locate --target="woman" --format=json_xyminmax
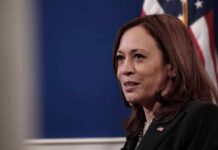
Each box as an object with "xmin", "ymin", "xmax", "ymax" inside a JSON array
[{"xmin": 113, "ymin": 14, "xmax": 218, "ymax": 150}]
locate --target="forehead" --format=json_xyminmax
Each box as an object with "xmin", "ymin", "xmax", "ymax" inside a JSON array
[{"xmin": 118, "ymin": 26, "xmax": 159, "ymax": 53}]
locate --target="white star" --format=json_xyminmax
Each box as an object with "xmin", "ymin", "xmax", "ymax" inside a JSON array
[{"xmin": 195, "ymin": 0, "xmax": 203, "ymax": 9}]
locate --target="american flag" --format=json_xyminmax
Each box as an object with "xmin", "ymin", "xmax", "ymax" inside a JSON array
[{"xmin": 141, "ymin": 0, "xmax": 218, "ymax": 87}]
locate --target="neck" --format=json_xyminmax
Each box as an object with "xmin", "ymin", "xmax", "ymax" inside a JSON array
[
  {"xmin": 143, "ymin": 107, "xmax": 154, "ymax": 122},
  {"xmin": 142, "ymin": 101, "xmax": 159, "ymax": 122}
]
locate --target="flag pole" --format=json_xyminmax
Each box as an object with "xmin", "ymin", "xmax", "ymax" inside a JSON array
[{"xmin": 182, "ymin": 0, "xmax": 188, "ymax": 26}]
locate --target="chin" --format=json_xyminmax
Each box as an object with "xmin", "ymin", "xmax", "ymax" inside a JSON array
[
  {"xmin": 125, "ymin": 95, "xmax": 141, "ymax": 104},
  {"xmin": 125, "ymin": 98, "xmax": 136, "ymax": 104}
]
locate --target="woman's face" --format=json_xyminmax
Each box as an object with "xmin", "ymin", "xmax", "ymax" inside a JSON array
[{"xmin": 116, "ymin": 26, "xmax": 170, "ymax": 105}]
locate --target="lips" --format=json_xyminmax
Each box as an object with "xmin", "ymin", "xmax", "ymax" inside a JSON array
[{"xmin": 123, "ymin": 81, "xmax": 140, "ymax": 92}]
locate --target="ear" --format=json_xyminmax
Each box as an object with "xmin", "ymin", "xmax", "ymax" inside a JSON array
[{"xmin": 167, "ymin": 64, "xmax": 176, "ymax": 80}]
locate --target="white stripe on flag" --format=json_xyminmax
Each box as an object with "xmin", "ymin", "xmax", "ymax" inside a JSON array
[
  {"xmin": 142, "ymin": 0, "xmax": 164, "ymax": 15},
  {"xmin": 190, "ymin": 17, "xmax": 217, "ymax": 86}
]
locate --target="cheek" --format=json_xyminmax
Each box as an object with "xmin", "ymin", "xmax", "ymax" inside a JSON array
[
  {"xmin": 116, "ymin": 65, "xmax": 124, "ymax": 79},
  {"xmin": 116, "ymin": 72, "xmax": 123, "ymax": 89},
  {"xmin": 151, "ymin": 68, "xmax": 169, "ymax": 90},
  {"xmin": 116, "ymin": 69, "xmax": 121, "ymax": 80},
  {"xmin": 140, "ymin": 65, "xmax": 168, "ymax": 87}
]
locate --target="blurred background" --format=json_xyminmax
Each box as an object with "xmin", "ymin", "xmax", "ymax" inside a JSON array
[{"xmin": 1, "ymin": 0, "xmax": 218, "ymax": 150}]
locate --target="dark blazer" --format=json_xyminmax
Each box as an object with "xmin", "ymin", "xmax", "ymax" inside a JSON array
[{"xmin": 121, "ymin": 101, "xmax": 218, "ymax": 150}]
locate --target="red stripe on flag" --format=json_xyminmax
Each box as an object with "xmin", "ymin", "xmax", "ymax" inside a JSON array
[
  {"xmin": 141, "ymin": 10, "xmax": 146, "ymax": 16},
  {"xmin": 189, "ymin": 29, "xmax": 205, "ymax": 66},
  {"xmin": 205, "ymin": 11, "xmax": 218, "ymax": 83}
]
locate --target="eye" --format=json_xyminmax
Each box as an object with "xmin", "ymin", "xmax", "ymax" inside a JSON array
[
  {"xmin": 116, "ymin": 54, "xmax": 125, "ymax": 62},
  {"xmin": 134, "ymin": 53, "xmax": 145, "ymax": 61}
]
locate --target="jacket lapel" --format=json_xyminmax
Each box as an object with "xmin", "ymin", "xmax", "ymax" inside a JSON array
[
  {"xmin": 121, "ymin": 137, "xmax": 138, "ymax": 150},
  {"xmin": 137, "ymin": 111, "xmax": 186, "ymax": 150}
]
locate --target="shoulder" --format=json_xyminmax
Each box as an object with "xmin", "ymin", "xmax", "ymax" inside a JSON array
[
  {"xmin": 171, "ymin": 101, "xmax": 218, "ymax": 145},
  {"xmin": 176, "ymin": 101, "xmax": 218, "ymax": 149},
  {"xmin": 180, "ymin": 100, "xmax": 218, "ymax": 128},
  {"xmin": 184, "ymin": 100, "xmax": 218, "ymax": 116},
  {"xmin": 167, "ymin": 100, "xmax": 218, "ymax": 129}
]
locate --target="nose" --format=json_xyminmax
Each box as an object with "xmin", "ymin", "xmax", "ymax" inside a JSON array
[{"xmin": 120, "ymin": 58, "xmax": 135, "ymax": 76}]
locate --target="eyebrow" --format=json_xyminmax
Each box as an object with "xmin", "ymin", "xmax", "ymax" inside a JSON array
[{"xmin": 117, "ymin": 49, "xmax": 145, "ymax": 54}]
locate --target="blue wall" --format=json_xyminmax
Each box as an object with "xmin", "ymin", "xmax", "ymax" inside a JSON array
[{"xmin": 39, "ymin": 0, "xmax": 218, "ymax": 138}]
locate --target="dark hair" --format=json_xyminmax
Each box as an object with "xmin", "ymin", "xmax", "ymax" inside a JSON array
[{"xmin": 113, "ymin": 14, "xmax": 218, "ymax": 138}]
